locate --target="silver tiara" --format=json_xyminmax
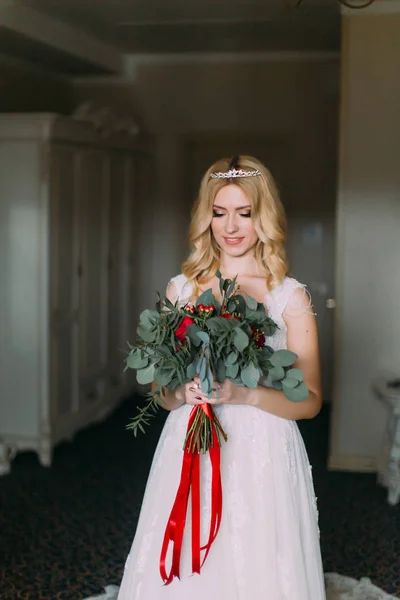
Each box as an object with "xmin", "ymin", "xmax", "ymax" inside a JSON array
[{"xmin": 210, "ymin": 168, "xmax": 261, "ymax": 179}]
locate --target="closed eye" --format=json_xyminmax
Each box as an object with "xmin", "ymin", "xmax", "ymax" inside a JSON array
[{"xmin": 212, "ymin": 212, "xmax": 252, "ymax": 218}]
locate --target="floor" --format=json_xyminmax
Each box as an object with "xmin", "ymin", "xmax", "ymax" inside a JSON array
[{"xmin": 0, "ymin": 397, "xmax": 399, "ymax": 600}]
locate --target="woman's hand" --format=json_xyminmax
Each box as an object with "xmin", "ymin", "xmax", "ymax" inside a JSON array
[
  {"xmin": 187, "ymin": 377, "xmax": 250, "ymax": 406},
  {"xmin": 175, "ymin": 380, "xmax": 204, "ymax": 406}
]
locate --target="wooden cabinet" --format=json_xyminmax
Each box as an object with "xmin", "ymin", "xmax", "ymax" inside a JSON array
[{"xmin": 0, "ymin": 113, "xmax": 153, "ymax": 474}]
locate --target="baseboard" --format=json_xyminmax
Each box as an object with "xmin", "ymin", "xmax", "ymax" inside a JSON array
[{"xmin": 328, "ymin": 453, "xmax": 377, "ymax": 473}]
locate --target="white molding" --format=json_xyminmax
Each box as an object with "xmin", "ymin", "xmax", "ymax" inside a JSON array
[
  {"xmin": 70, "ymin": 51, "xmax": 340, "ymax": 85},
  {"xmin": 71, "ymin": 74, "xmax": 138, "ymax": 86},
  {"xmin": 341, "ymin": 0, "xmax": 400, "ymax": 16},
  {"xmin": 125, "ymin": 50, "xmax": 340, "ymax": 68},
  {"xmin": 328, "ymin": 453, "xmax": 377, "ymax": 473},
  {"xmin": 117, "ymin": 16, "xmax": 287, "ymax": 27},
  {"xmin": 0, "ymin": 3, "xmax": 124, "ymax": 74}
]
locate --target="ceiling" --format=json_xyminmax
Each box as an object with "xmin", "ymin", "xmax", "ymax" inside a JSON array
[
  {"xmin": 0, "ymin": 27, "xmax": 115, "ymax": 75},
  {"xmin": 22, "ymin": 0, "xmax": 341, "ymax": 54}
]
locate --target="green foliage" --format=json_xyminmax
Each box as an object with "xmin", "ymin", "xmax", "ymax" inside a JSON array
[{"xmin": 125, "ymin": 270, "xmax": 309, "ymax": 434}]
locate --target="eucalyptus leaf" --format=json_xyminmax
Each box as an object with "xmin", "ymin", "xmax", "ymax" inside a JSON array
[
  {"xmin": 169, "ymin": 376, "xmax": 180, "ymax": 390},
  {"xmin": 136, "ymin": 363, "xmax": 155, "ymax": 385},
  {"xmin": 177, "ymin": 367, "xmax": 187, "ymax": 385},
  {"xmin": 282, "ymin": 376, "xmax": 299, "ymax": 389},
  {"xmin": 200, "ymin": 357, "xmax": 206, "ymax": 380},
  {"xmin": 196, "ymin": 289, "xmax": 217, "ymax": 307},
  {"xmin": 234, "ymin": 295, "xmax": 246, "ymax": 316},
  {"xmin": 240, "ymin": 362, "xmax": 260, "ymax": 388},
  {"xmin": 245, "ymin": 295, "xmax": 258, "ymax": 311},
  {"xmin": 156, "ymin": 344, "xmax": 173, "ymax": 357},
  {"xmin": 219, "ymin": 274, "xmax": 224, "ymax": 295},
  {"xmin": 233, "ymin": 328, "xmax": 249, "ymax": 352},
  {"xmin": 226, "ymin": 351, "xmax": 238, "ymax": 365},
  {"xmin": 286, "ymin": 368, "xmax": 304, "ymax": 382},
  {"xmin": 223, "ymin": 278, "xmax": 233, "ymax": 293},
  {"xmin": 186, "ymin": 361, "xmax": 197, "ymax": 380},
  {"xmin": 226, "ymin": 298, "xmax": 236, "ymax": 313},
  {"xmin": 227, "ymin": 278, "xmax": 236, "ymax": 297},
  {"xmin": 271, "ymin": 380, "xmax": 283, "ymax": 390},
  {"xmin": 206, "ymin": 317, "xmax": 234, "ymax": 332},
  {"xmin": 226, "ymin": 362, "xmax": 239, "ymax": 379},
  {"xmin": 269, "ymin": 349, "xmax": 298, "ymax": 368},
  {"xmin": 283, "ymin": 382, "xmax": 309, "ymax": 402},
  {"xmin": 139, "ymin": 309, "xmax": 160, "ymax": 326},
  {"xmin": 207, "ymin": 366, "xmax": 213, "ymax": 391},
  {"xmin": 216, "ymin": 359, "xmax": 226, "ymax": 382},
  {"xmin": 200, "ymin": 370, "xmax": 212, "ymax": 394},
  {"xmin": 126, "ymin": 349, "xmax": 149, "ymax": 370},
  {"xmin": 186, "ymin": 324, "xmax": 202, "ymax": 346},
  {"xmin": 269, "ymin": 366, "xmax": 285, "ymax": 381},
  {"xmin": 263, "ymin": 324, "xmax": 277, "ymax": 337},
  {"xmin": 214, "ymin": 299, "xmax": 221, "ymax": 314},
  {"xmin": 154, "ymin": 368, "xmax": 174, "ymax": 386},
  {"xmin": 196, "ymin": 331, "xmax": 210, "ymax": 344},
  {"xmin": 137, "ymin": 326, "xmax": 156, "ymax": 342},
  {"xmin": 262, "ymin": 345, "xmax": 274, "ymax": 358}
]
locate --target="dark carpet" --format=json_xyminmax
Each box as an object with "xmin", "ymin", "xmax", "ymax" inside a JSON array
[{"xmin": 0, "ymin": 397, "xmax": 399, "ymax": 600}]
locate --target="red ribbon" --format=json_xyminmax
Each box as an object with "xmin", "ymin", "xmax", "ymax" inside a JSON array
[{"xmin": 159, "ymin": 404, "xmax": 223, "ymax": 585}]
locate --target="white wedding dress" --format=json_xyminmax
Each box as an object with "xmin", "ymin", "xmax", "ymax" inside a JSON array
[{"xmin": 84, "ymin": 275, "xmax": 398, "ymax": 600}]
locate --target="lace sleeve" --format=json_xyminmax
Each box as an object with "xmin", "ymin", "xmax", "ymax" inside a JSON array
[
  {"xmin": 165, "ymin": 280, "xmax": 179, "ymax": 304},
  {"xmin": 283, "ymin": 285, "xmax": 316, "ymax": 318},
  {"xmin": 165, "ymin": 273, "xmax": 192, "ymax": 306}
]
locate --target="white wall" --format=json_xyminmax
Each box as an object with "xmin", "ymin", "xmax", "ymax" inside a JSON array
[{"xmin": 329, "ymin": 13, "xmax": 400, "ymax": 471}]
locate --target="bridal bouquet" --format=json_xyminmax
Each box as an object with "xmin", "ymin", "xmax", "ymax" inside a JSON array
[
  {"xmin": 125, "ymin": 271, "xmax": 308, "ymax": 584},
  {"xmin": 125, "ymin": 271, "xmax": 308, "ymax": 452}
]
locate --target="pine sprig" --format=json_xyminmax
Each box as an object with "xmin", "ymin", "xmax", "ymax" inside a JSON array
[{"xmin": 126, "ymin": 389, "xmax": 162, "ymax": 436}]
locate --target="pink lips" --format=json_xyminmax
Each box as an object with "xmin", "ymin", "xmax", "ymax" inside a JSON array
[{"xmin": 223, "ymin": 237, "xmax": 244, "ymax": 246}]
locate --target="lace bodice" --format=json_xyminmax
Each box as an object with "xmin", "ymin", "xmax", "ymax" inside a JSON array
[{"xmin": 167, "ymin": 273, "xmax": 313, "ymax": 352}]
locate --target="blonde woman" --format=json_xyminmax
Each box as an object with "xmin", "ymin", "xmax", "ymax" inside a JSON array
[{"xmin": 114, "ymin": 155, "xmax": 325, "ymax": 600}]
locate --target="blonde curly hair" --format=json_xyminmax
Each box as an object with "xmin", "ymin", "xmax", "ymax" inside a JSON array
[{"xmin": 182, "ymin": 155, "xmax": 288, "ymax": 291}]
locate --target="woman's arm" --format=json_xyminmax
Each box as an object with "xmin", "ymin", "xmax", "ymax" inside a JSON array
[
  {"xmin": 195, "ymin": 287, "xmax": 323, "ymax": 420},
  {"xmin": 244, "ymin": 287, "xmax": 322, "ymax": 419},
  {"xmin": 152, "ymin": 381, "xmax": 185, "ymax": 412}
]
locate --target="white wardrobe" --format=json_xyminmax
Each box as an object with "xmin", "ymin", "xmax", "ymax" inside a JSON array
[{"xmin": 0, "ymin": 113, "xmax": 154, "ymax": 475}]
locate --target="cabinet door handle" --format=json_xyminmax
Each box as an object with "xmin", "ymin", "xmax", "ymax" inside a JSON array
[
  {"xmin": 326, "ymin": 298, "xmax": 336, "ymax": 309},
  {"xmin": 77, "ymin": 264, "xmax": 83, "ymax": 278}
]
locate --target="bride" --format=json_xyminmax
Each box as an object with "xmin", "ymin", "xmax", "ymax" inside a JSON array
[{"xmin": 85, "ymin": 156, "xmax": 397, "ymax": 600}]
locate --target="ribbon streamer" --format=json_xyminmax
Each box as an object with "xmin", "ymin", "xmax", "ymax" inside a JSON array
[{"xmin": 159, "ymin": 404, "xmax": 223, "ymax": 585}]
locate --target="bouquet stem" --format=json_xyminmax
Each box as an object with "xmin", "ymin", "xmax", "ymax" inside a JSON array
[{"xmin": 184, "ymin": 405, "xmax": 228, "ymax": 454}]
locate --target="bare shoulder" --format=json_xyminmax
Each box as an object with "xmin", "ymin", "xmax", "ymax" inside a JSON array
[{"xmin": 283, "ymin": 286, "xmax": 319, "ymax": 354}]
